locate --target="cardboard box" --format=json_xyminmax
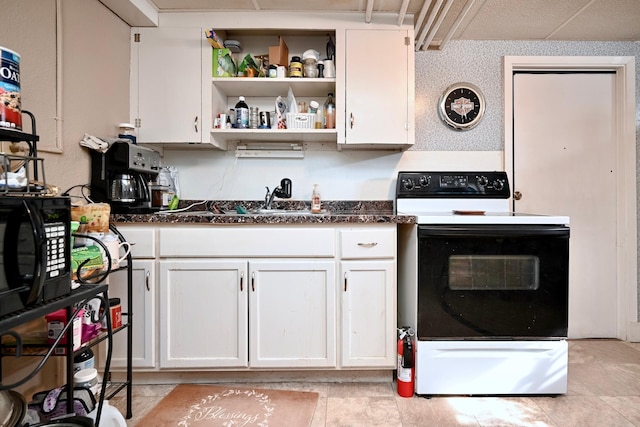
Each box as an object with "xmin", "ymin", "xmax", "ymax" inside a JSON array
[
  {"xmin": 212, "ymin": 48, "xmax": 236, "ymax": 77},
  {"xmin": 269, "ymin": 36, "xmax": 289, "ymax": 67}
]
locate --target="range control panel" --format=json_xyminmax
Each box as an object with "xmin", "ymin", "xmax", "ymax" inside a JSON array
[{"xmin": 396, "ymin": 171, "xmax": 510, "ymax": 199}]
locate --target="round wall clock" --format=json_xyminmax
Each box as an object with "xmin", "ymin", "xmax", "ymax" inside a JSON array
[{"xmin": 438, "ymin": 82, "xmax": 486, "ymax": 131}]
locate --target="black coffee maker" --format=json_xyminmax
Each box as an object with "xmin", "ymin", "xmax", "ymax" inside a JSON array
[{"xmin": 90, "ymin": 141, "xmax": 161, "ymax": 213}]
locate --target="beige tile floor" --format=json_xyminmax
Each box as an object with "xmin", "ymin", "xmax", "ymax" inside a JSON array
[{"xmin": 110, "ymin": 339, "xmax": 640, "ymax": 426}]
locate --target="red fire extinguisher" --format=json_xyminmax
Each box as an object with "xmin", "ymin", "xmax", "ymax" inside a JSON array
[{"xmin": 397, "ymin": 326, "xmax": 415, "ymax": 397}]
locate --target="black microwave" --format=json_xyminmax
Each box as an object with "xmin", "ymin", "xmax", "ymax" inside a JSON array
[{"xmin": 0, "ymin": 196, "xmax": 72, "ymax": 318}]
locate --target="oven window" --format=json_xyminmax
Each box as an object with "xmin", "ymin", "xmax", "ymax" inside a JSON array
[{"xmin": 448, "ymin": 255, "xmax": 539, "ymax": 290}]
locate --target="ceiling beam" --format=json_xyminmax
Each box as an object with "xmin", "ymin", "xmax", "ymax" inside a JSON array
[
  {"xmin": 365, "ymin": 0, "xmax": 374, "ymax": 23},
  {"xmin": 398, "ymin": 0, "xmax": 411, "ymax": 25}
]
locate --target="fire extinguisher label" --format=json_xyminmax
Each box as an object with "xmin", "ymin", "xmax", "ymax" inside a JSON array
[{"xmin": 398, "ymin": 364, "xmax": 412, "ymax": 382}]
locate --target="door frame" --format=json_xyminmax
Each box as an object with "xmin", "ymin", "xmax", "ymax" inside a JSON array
[{"xmin": 504, "ymin": 56, "xmax": 637, "ymax": 340}]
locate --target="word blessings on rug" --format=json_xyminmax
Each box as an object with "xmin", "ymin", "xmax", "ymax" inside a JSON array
[
  {"xmin": 138, "ymin": 384, "xmax": 319, "ymax": 427},
  {"xmin": 181, "ymin": 388, "xmax": 271, "ymax": 426}
]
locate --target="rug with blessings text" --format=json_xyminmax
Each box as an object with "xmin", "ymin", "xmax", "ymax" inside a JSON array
[{"xmin": 137, "ymin": 384, "xmax": 319, "ymax": 427}]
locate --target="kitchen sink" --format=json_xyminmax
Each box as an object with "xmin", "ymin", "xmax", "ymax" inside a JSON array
[
  {"xmin": 156, "ymin": 211, "xmax": 216, "ymax": 217},
  {"xmin": 251, "ymin": 208, "xmax": 312, "ymax": 215}
]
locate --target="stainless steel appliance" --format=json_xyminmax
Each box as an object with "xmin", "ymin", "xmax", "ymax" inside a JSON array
[
  {"xmin": 397, "ymin": 171, "xmax": 570, "ymax": 395},
  {"xmin": 89, "ymin": 141, "xmax": 160, "ymax": 213},
  {"xmin": 0, "ymin": 196, "xmax": 71, "ymax": 318}
]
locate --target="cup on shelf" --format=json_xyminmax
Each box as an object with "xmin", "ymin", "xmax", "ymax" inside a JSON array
[{"xmin": 102, "ymin": 237, "xmax": 131, "ymax": 270}]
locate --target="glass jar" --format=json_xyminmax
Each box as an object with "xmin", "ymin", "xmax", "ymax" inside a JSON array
[
  {"xmin": 249, "ymin": 107, "xmax": 260, "ymax": 129},
  {"xmin": 303, "ymin": 58, "xmax": 318, "ymax": 78},
  {"xmin": 289, "ymin": 56, "xmax": 303, "ymax": 78}
]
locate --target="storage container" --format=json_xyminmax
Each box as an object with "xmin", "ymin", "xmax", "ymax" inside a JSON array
[
  {"xmin": 45, "ymin": 308, "xmax": 83, "ymax": 351},
  {"xmin": 285, "ymin": 113, "xmax": 315, "ymax": 129}
]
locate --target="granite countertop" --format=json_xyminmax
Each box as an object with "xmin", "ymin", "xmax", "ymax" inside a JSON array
[{"xmin": 111, "ymin": 200, "xmax": 416, "ymax": 225}]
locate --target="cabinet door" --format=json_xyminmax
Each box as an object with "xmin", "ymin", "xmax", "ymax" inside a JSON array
[
  {"xmin": 159, "ymin": 260, "xmax": 248, "ymax": 368},
  {"xmin": 249, "ymin": 261, "xmax": 336, "ymax": 368},
  {"xmin": 106, "ymin": 260, "xmax": 156, "ymax": 369},
  {"xmin": 340, "ymin": 260, "xmax": 396, "ymax": 367},
  {"xmin": 344, "ymin": 29, "xmax": 414, "ymax": 147},
  {"xmin": 134, "ymin": 27, "xmax": 209, "ymax": 143}
]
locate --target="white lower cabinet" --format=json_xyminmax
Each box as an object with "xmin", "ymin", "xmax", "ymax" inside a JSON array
[
  {"xmin": 340, "ymin": 260, "xmax": 396, "ymax": 367},
  {"xmin": 249, "ymin": 260, "xmax": 336, "ymax": 368},
  {"xmin": 339, "ymin": 226, "xmax": 397, "ymax": 368},
  {"xmin": 158, "ymin": 259, "xmax": 336, "ymax": 369},
  {"xmin": 106, "ymin": 226, "xmax": 157, "ymax": 370},
  {"xmin": 148, "ymin": 224, "xmax": 396, "ymax": 372},
  {"xmin": 159, "ymin": 260, "xmax": 248, "ymax": 368},
  {"xmin": 108, "ymin": 260, "xmax": 156, "ymax": 369}
]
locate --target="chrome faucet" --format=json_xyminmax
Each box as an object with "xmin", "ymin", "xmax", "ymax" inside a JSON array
[{"xmin": 264, "ymin": 178, "xmax": 292, "ymax": 209}]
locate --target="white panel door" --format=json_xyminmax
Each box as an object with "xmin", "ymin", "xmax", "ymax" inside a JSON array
[
  {"xmin": 159, "ymin": 260, "xmax": 248, "ymax": 368},
  {"xmin": 513, "ymin": 72, "xmax": 617, "ymax": 338},
  {"xmin": 344, "ymin": 29, "xmax": 411, "ymax": 146},
  {"xmin": 340, "ymin": 261, "xmax": 396, "ymax": 368},
  {"xmin": 249, "ymin": 261, "xmax": 336, "ymax": 368},
  {"xmin": 135, "ymin": 27, "xmax": 204, "ymax": 143},
  {"xmin": 102, "ymin": 260, "xmax": 156, "ymax": 369}
]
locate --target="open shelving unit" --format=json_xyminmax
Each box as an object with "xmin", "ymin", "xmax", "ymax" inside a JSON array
[{"xmin": 0, "ymin": 115, "xmax": 133, "ymax": 425}]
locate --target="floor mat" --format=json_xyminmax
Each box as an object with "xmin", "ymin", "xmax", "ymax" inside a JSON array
[{"xmin": 136, "ymin": 384, "xmax": 319, "ymax": 426}]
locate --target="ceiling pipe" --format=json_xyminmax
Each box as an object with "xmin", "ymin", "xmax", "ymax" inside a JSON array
[
  {"xmin": 365, "ymin": 0, "xmax": 374, "ymax": 23},
  {"xmin": 438, "ymin": 0, "xmax": 477, "ymax": 50},
  {"xmin": 416, "ymin": 0, "xmax": 444, "ymax": 50},
  {"xmin": 398, "ymin": 0, "xmax": 411, "ymax": 25},
  {"xmin": 420, "ymin": 0, "xmax": 455, "ymax": 50},
  {"xmin": 414, "ymin": 0, "xmax": 434, "ymax": 37}
]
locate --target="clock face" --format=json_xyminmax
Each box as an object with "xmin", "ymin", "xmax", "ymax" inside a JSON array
[{"xmin": 438, "ymin": 83, "xmax": 485, "ymax": 131}]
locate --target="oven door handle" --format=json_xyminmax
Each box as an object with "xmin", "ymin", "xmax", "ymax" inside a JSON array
[{"xmin": 418, "ymin": 225, "xmax": 570, "ymax": 238}]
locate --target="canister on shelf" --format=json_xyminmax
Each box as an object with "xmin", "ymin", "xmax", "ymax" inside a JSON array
[
  {"xmin": 289, "ymin": 56, "xmax": 303, "ymax": 78},
  {"xmin": 259, "ymin": 111, "xmax": 271, "ymax": 129},
  {"xmin": 100, "ymin": 298, "xmax": 122, "ymax": 330},
  {"xmin": 249, "ymin": 107, "xmax": 259, "ymax": 129},
  {"xmin": 74, "ymin": 368, "xmax": 100, "ymax": 397}
]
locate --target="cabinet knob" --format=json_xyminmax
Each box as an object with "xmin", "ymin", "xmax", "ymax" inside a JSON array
[
  {"xmin": 145, "ymin": 271, "xmax": 150, "ymax": 291},
  {"xmin": 194, "ymin": 116, "xmax": 199, "ymax": 133},
  {"xmin": 350, "ymin": 113, "xmax": 355, "ymax": 129}
]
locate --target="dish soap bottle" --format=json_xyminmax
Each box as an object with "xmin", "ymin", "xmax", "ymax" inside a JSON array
[
  {"xmin": 311, "ymin": 184, "xmax": 322, "ymax": 213},
  {"xmin": 235, "ymin": 96, "xmax": 249, "ymax": 129}
]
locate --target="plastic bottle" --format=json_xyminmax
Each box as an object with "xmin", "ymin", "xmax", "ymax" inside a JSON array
[
  {"xmin": 323, "ymin": 93, "xmax": 335, "ymax": 129},
  {"xmin": 311, "ymin": 184, "xmax": 322, "ymax": 213},
  {"xmin": 235, "ymin": 96, "xmax": 249, "ymax": 129}
]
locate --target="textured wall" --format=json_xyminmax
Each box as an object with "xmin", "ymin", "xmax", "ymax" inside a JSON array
[{"xmin": 414, "ymin": 40, "xmax": 640, "ymax": 152}]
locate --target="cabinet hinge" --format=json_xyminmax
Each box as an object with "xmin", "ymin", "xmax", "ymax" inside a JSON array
[
  {"xmin": 135, "ymin": 118, "xmax": 141, "ymax": 128},
  {"xmin": 134, "ymin": 33, "xmax": 141, "ymax": 43},
  {"xmin": 404, "ymin": 36, "xmax": 410, "ymax": 46}
]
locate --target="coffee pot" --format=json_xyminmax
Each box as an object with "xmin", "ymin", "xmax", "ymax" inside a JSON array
[
  {"xmin": 110, "ymin": 173, "xmax": 149, "ymax": 206},
  {"xmin": 110, "ymin": 173, "xmax": 136, "ymax": 203}
]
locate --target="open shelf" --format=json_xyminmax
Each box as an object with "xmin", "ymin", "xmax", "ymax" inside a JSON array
[{"xmin": 212, "ymin": 77, "xmax": 336, "ymax": 97}]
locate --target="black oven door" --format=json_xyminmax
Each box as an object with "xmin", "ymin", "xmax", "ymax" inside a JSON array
[{"xmin": 417, "ymin": 224, "xmax": 569, "ymax": 339}]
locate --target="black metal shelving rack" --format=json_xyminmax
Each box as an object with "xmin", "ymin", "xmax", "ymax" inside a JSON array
[
  {"xmin": 0, "ymin": 284, "xmax": 114, "ymax": 425},
  {"xmin": 0, "ymin": 119, "xmax": 133, "ymax": 424}
]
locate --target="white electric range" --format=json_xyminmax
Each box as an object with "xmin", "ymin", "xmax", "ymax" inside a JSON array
[{"xmin": 397, "ymin": 171, "xmax": 570, "ymax": 396}]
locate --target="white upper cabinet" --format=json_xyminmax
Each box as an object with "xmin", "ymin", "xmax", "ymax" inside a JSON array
[
  {"xmin": 342, "ymin": 29, "xmax": 415, "ymax": 149},
  {"xmin": 132, "ymin": 27, "xmax": 211, "ymax": 144},
  {"xmin": 130, "ymin": 15, "xmax": 414, "ymax": 150}
]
